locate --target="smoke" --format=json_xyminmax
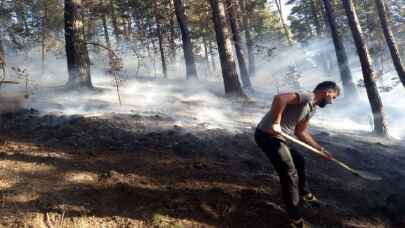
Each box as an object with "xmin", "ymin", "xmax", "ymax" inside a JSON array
[
  {"xmin": 251, "ymin": 37, "xmax": 405, "ymax": 139},
  {"xmin": 1, "ymin": 36, "xmax": 404, "ymax": 139}
]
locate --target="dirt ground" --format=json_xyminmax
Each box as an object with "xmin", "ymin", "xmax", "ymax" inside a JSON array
[{"xmin": 0, "ymin": 108, "xmax": 405, "ymax": 228}]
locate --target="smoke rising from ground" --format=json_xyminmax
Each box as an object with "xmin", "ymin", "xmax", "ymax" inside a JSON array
[{"xmin": 1, "ymin": 37, "xmax": 404, "ymax": 139}]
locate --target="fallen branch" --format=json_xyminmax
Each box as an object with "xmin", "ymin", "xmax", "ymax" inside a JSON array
[
  {"xmin": 85, "ymin": 42, "xmax": 119, "ymax": 59},
  {"xmin": 84, "ymin": 41, "xmax": 123, "ymax": 105},
  {"xmin": 45, "ymin": 212, "xmax": 54, "ymax": 228},
  {"xmin": 0, "ymin": 80, "xmax": 19, "ymax": 84}
]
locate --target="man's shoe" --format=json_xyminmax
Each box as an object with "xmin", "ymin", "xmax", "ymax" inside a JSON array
[
  {"xmin": 290, "ymin": 218, "xmax": 310, "ymax": 228},
  {"xmin": 302, "ymin": 193, "xmax": 318, "ymax": 203}
]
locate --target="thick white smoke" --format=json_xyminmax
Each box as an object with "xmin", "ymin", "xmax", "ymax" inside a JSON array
[{"xmin": 1, "ymin": 36, "xmax": 404, "ymax": 139}]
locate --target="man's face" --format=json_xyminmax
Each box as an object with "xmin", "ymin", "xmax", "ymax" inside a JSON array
[{"xmin": 318, "ymin": 89, "xmax": 338, "ymax": 108}]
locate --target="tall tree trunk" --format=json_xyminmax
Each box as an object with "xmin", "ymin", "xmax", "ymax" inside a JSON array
[
  {"xmin": 362, "ymin": 1, "xmax": 381, "ymax": 74},
  {"xmin": 374, "ymin": 0, "xmax": 405, "ymax": 87},
  {"xmin": 208, "ymin": 39, "xmax": 218, "ymax": 75},
  {"xmin": 274, "ymin": 0, "xmax": 292, "ymax": 45},
  {"xmin": 86, "ymin": 14, "xmax": 97, "ymax": 43},
  {"xmin": 240, "ymin": 0, "xmax": 256, "ymax": 77},
  {"xmin": 148, "ymin": 19, "xmax": 157, "ymax": 54},
  {"xmin": 202, "ymin": 34, "xmax": 212, "ymax": 77},
  {"xmin": 0, "ymin": 38, "xmax": 4, "ymax": 64},
  {"xmin": 122, "ymin": 15, "xmax": 131, "ymax": 41},
  {"xmin": 122, "ymin": 19, "xmax": 129, "ymax": 41},
  {"xmin": 318, "ymin": 0, "xmax": 328, "ymax": 29},
  {"xmin": 15, "ymin": 0, "xmax": 28, "ymax": 34},
  {"xmin": 310, "ymin": 0, "xmax": 322, "ymax": 35},
  {"xmin": 41, "ymin": 0, "xmax": 48, "ymax": 75},
  {"xmin": 342, "ymin": 0, "xmax": 388, "ymax": 136},
  {"xmin": 133, "ymin": 11, "xmax": 146, "ymax": 47},
  {"xmin": 169, "ymin": 0, "xmax": 177, "ymax": 61},
  {"xmin": 102, "ymin": 15, "xmax": 111, "ymax": 50},
  {"xmin": 323, "ymin": 0, "xmax": 357, "ymax": 98},
  {"xmin": 0, "ymin": 36, "xmax": 5, "ymax": 80},
  {"xmin": 203, "ymin": 8, "xmax": 214, "ymax": 77},
  {"xmin": 143, "ymin": 18, "xmax": 152, "ymax": 59},
  {"xmin": 154, "ymin": 3, "xmax": 168, "ymax": 78},
  {"xmin": 312, "ymin": 0, "xmax": 330, "ymax": 74},
  {"xmin": 147, "ymin": 19, "xmax": 159, "ymax": 77},
  {"xmin": 209, "ymin": 0, "xmax": 245, "ymax": 97},
  {"xmin": 101, "ymin": 9, "xmax": 113, "ymax": 62},
  {"xmin": 226, "ymin": 0, "xmax": 251, "ymax": 88},
  {"xmin": 109, "ymin": 0, "xmax": 121, "ymax": 44},
  {"xmin": 174, "ymin": 0, "xmax": 198, "ymax": 79},
  {"xmin": 64, "ymin": 0, "xmax": 93, "ymax": 89},
  {"xmin": 127, "ymin": 16, "xmax": 133, "ymax": 40}
]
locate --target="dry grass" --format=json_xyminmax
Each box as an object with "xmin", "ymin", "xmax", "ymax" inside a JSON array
[
  {"xmin": 0, "ymin": 140, "xmax": 217, "ymax": 228},
  {"xmin": 0, "ymin": 111, "xmax": 400, "ymax": 228}
]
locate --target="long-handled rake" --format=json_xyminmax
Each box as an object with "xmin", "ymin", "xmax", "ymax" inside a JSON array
[{"xmin": 280, "ymin": 132, "xmax": 382, "ymax": 181}]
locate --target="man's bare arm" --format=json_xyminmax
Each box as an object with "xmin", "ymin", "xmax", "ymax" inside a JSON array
[
  {"xmin": 270, "ymin": 93, "xmax": 301, "ymax": 124},
  {"xmin": 294, "ymin": 120, "xmax": 333, "ymax": 159},
  {"xmin": 294, "ymin": 119, "xmax": 323, "ymax": 151},
  {"xmin": 264, "ymin": 93, "xmax": 301, "ymax": 135}
]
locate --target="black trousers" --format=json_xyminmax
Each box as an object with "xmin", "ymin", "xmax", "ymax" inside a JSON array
[{"xmin": 255, "ymin": 129, "xmax": 309, "ymax": 220}]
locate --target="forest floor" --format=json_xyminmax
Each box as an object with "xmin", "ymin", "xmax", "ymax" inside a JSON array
[{"xmin": 1, "ymin": 91, "xmax": 405, "ymax": 228}]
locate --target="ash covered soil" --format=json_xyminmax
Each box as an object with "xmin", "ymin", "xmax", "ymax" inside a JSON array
[{"xmin": 1, "ymin": 99, "xmax": 405, "ymax": 227}]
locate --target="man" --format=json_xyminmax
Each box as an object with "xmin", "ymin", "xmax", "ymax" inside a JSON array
[{"xmin": 255, "ymin": 81, "xmax": 340, "ymax": 228}]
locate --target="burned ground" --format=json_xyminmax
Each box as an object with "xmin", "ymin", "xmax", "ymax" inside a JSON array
[{"xmin": 0, "ymin": 108, "xmax": 404, "ymax": 228}]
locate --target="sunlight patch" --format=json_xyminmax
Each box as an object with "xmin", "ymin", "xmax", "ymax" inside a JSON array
[
  {"xmin": 7, "ymin": 192, "xmax": 40, "ymax": 203},
  {"xmin": 0, "ymin": 176, "xmax": 16, "ymax": 189},
  {"xmin": 64, "ymin": 171, "xmax": 98, "ymax": 184}
]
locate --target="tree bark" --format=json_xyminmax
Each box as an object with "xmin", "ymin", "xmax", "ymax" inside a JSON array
[
  {"xmin": 226, "ymin": 0, "xmax": 251, "ymax": 88},
  {"xmin": 208, "ymin": 39, "xmax": 218, "ymax": 74},
  {"xmin": 169, "ymin": 0, "xmax": 177, "ymax": 62},
  {"xmin": 174, "ymin": 0, "xmax": 198, "ymax": 79},
  {"xmin": 0, "ymin": 36, "xmax": 5, "ymax": 79},
  {"xmin": 133, "ymin": 10, "xmax": 146, "ymax": 48},
  {"xmin": 202, "ymin": 34, "xmax": 212, "ymax": 77},
  {"xmin": 154, "ymin": 3, "xmax": 168, "ymax": 78},
  {"xmin": 310, "ymin": 0, "xmax": 323, "ymax": 35},
  {"xmin": 86, "ymin": 13, "xmax": 97, "ymax": 43},
  {"xmin": 109, "ymin": 0, "xmax": 121, "ymax": 44},
  {"xmin": 240, "ymin": 0, "xmax": 256, "ymax": 77},
  {"xmin": 342, "ymin": 0, "xmax": 388, "ymax": 136},
  {"xmin": 209, "ymin": 0, "xmax": 245, "ymax": 97},
  {"xmin": 41, "ymin": 0, "xmax": 48, "ymax": 75},
  {"xmin": 318, "ymin": 0, "xmax": 328, "ymax": 30},
  {"xmin": 0, "ymin": 38, "xmax": 4, "ymax": 65},
  {"xmin": 312, "ymin": 0, "xmax": 331, "ymax": 74},
  {"xmin": 101, "ymin": 6, "xmax": 114, "ymax": 63},
  {"xmin": 323, "ymin": 0, "xmax": 358, "ymax": 98},
  {"xmin": 374, "ymin": 0, "xmax": 405, "ymax": 88},
  {"xmin": 64, "ymin": 0, "xmax": 93, "ymax": 89},
  {"xmin": 15, "ymin": 0, "xmax": 28, "ymax": 34},
  {"xmin": 274, "ymin": 0, "xmax": 292, "ymax": 45},
  {"xmin": 102, "ymin": 14, "xmax": 111, "ymax": 50},
  {"xmin": 127, "ymin": 16, "xmax": 133, "ymax": 40},
  {"xmin": 144, "ymin": 18, "xmax": 153, "ymax": 59}
]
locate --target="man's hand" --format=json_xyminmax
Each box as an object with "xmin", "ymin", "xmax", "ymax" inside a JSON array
[
  {"xmin": 320, "ymin": 147, "xmax": 333, "ymax": 160},
  {"xmin": 271, "ymin": 123, "xmax": 282, "ymax": 135}
]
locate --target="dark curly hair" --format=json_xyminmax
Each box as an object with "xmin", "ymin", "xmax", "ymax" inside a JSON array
[{"xmin": 313, "ymin": 81, "xmax": 340, "ymax": 95}]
